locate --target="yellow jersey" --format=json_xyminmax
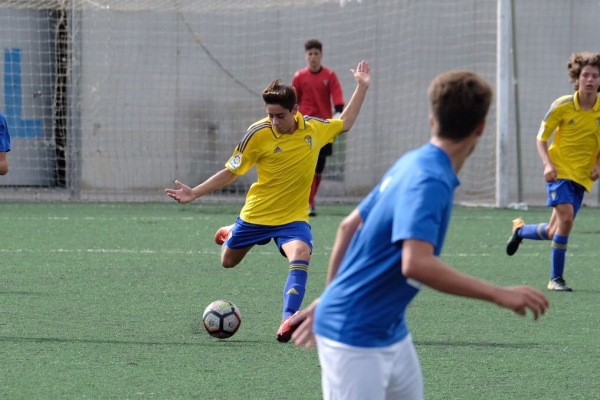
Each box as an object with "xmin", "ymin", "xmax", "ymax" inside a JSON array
[
  {"xmin": 537, "ymin": 92, "xmax": 600, "ymax": 192},
  {"xmin": 225, "ymin": 113, "xmax": 343, "ymax": 225}
]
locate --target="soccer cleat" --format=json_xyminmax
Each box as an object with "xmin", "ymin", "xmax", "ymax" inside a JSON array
[
  {"xmin": 276, "ymin": 313, "xmax": 300, "ymax": 343},
  {"xmin": 547, "ymin": 277, "xmax": 573, "ymax": 292},
  {"xmin": 214, "ymin": 225, "xmax": 233, "ymax": 245},
  {"xmin": 309, "ymin": 206, "xmax": 316, "ymax": 217},
  {"xmin": 506, "ymin": 218, "xmax": 525, "ymax": 256}
]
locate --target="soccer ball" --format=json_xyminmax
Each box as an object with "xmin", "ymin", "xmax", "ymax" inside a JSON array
[{"xmin": 202, "ymin": 300, "xmax": 242, "ymax": 339}]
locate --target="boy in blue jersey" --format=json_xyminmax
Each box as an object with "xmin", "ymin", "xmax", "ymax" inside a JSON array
[
  {"xmin": 0, "ymin": 111, "xmax": 11, "ymax": 175},
  {"xmin": 166, "ymin": 61, "xmax": 371, "ymax": 342},
  {"xmin": 506, "ymin": 52, "xmax": 600, "ymax": 292},
  {"xmin": 291, "ymin": 70, "xmax": 549, "ymax": 400}
]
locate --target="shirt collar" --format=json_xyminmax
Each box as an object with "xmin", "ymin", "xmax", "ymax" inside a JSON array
[
  {"xmin": 573, "ymin": 91, "xmax": 600, "ymax": 111},
  {"xmin": 295, "ymin": 112, "xmax": 306, "ymax": 130}
]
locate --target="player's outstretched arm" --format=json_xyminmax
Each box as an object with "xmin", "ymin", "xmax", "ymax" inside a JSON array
[
  {"xmin": 326, "ymin": 209, "xmax": 362, "ymax": 284},
  {"xmin": 491, "ymin": 286, "xmax": 550, "ymax": 320},
  {"xmin": 165, "ymin": 168, "xmax": 237, "ymax": 204},
  {"xmin": 590, "ymin": 152, "xmax": 600, "ymax": 181},
  {"xmin": 536, "ymin": 139, "xmax": 557, "ymax": 182},
  {"xmin": 340, "ymin": 60, "xmax": 371, "ymax": 133},
  {"xmin": 402, "ymin": 239, "xmax": 549, "ymax": 320}
]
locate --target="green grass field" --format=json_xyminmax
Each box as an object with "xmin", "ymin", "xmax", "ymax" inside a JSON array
[{"xmin": 1, "ymin": 203, "xmax": 600, "ymax": 399}]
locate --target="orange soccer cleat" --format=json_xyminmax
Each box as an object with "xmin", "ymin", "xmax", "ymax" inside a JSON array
[{"xmin": 214, "ymin": 225, "xmax": 233, "ymax": 245}]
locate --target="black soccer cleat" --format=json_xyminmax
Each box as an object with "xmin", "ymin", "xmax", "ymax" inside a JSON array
[{"xmin": 506, "ymin": 218, "xmax": 525, "ymax": 256}]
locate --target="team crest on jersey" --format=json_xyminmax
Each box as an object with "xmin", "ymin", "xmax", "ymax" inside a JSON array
[
  {"xmin": 304, "ymin": 135, "xmax": 313, "ymax": 149},
  {"xmin": 228, "ymin": 154, "xmax": 242, "ymax": 170},
  {"xmin": 596, "ymin": 118, "xmax": 600, "ymax": 127},
  {"xmin": 323, "ymin": 79, "xmax": 329, "ymax": 86}
]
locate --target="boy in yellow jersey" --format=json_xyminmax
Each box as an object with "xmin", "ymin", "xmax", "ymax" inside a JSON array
[
  {"xmin": 166, "ymin": 60, "xmax": 371, "ymax": 341},
  {"xmin": 506, "ymin": 52, "xmax": 600, "ymax": 292}
]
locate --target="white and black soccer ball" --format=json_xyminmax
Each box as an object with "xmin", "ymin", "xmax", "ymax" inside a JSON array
[{"xmin": 202, "ymin": 300, "xmax": 242, "ymax": 339}]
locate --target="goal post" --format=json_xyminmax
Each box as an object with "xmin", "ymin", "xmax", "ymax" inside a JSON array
[{"xmin": 1, "ymin": 0, "xmax": 600, "ymax": 207}]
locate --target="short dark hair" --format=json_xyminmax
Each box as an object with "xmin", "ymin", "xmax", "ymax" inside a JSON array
[
  {"xmin": 568, "ymin": 52, "xmax": 600, "ymax": 92},
  {"xmin": 304, "ymin": 39, "xmax": 322, "ymax": 52},
  {"xmin": 262, "ymin": 79, "xmax": 297, "ymax": 111},
  {"xmin": 427, "ymin": 70, "xmax": 493, "ymax": 141}
]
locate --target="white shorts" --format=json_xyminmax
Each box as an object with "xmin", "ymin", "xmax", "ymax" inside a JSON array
[{"xmin": 316, "ymin": 334, "xmax": 423, "ymax": 400}]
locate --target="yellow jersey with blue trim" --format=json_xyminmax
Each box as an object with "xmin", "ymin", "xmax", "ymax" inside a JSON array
[
  {"xmin": 537, "ymin": 92, "xmax": 600, "ymax": 192},
  {"xmin": 225, "ymin": 112, "xmax": 343, "ymax": 225}
]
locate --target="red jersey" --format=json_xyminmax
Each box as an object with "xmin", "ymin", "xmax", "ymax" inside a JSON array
[{"xmin": 292, "ymin": 66, "xmax": 344, "ymax": 119}]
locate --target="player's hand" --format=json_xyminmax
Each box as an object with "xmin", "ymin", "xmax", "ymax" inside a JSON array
[
  {"xmin": 351, "ymin": 60, "xmax": 371, "ymax": 89},
  {"xmin": 291, "ymin": 298, "xmax": 320, "ymax": 349},
  {"xmin": 590, "ymin": 165, "xmax": 600, "ymax": 181},
  {"xmin": 494, "ymin": 286, "xmax": 549, "ymax": 320},
  {"xmin": 165, "ymin": 180, "xmax": 195, "ymax": 204},
  {"xmin": 543, "ymin": 164, "xmax": 557, "ymax": 182}
]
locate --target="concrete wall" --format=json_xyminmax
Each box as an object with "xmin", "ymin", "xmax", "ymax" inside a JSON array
[
  {"xmin": 0, "ymin": 7, "xmax": 56, "ymax": 186},
  {"xmin": 2, "ymin": 0, "xmax": 600, "ymax": 204}
]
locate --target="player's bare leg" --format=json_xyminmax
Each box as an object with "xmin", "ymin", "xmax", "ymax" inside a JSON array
[{"xmin": 220, "ymin": 245, "xmax": 253, "ymax": 269}]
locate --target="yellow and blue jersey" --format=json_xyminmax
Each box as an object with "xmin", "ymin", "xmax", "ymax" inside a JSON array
[
  {"xmin": 537, "ymin": 92, "xmax": 600, "ymax": 192},
  {"xmin": 225, "ymin": 112, "xmax": 343, "ymax": 225}
]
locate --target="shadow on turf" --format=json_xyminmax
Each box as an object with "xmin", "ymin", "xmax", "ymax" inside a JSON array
[
  {"xmin": 0, "ymin": 336, "xmax": 261, "ymax": 346},
  {"xmin": 415, "ymin": 340, "xmax": 541, "ymax": 348}
]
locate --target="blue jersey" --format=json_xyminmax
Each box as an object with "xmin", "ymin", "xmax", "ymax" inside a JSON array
[
  {"xmin": 313, "ymin": 143, "xmax": 459, "ymax": 347},
  {"xmin": 0, "ymin": 112, "xmax": 11, "ymax": 152}
]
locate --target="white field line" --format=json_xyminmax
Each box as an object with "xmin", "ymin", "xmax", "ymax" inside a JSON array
[{"xmin": 0, "ymin": 216, "xmax": 208, "ymax": 221}]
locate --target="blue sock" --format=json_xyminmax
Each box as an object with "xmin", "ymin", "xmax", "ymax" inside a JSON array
[
  {"xmin": 551, "ymin": 234, "xmax": 568, "ymax": 279},
  {"xmin": 282, "ymin": 260, "xmax": 308, "ymax": 320},
  {"xmin": 519, "ymin": 223, "xmax": 549, "ymax": 240}
]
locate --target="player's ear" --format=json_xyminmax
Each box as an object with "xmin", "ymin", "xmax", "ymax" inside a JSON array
[
  {"xmin": 292, "ymin": 104, "xmax": 299, "ymax": 114},
  {"xmin": 474, "ymin": 119, "xmax": 486, "ymax": 137},
  {"xmin": 428, "ymin": 114, "xmax": 435, "ymax": 129}
]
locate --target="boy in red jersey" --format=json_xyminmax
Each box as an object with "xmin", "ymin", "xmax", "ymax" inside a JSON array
[{"xmin": 292, "ymin": 39, "xmax": 345, "ymax": 216}]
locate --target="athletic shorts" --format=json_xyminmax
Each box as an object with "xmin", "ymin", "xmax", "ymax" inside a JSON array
[
  {"xmin": 316, "ymin": 334, "xmax": 423, "ymax": 400},
  {"xmin": 225, "ymin": 217, "xmax": 313, "ymax": 257},
  {"xmin": 546, "ymin": 179, "xmax": 585, "ymax": 217}
]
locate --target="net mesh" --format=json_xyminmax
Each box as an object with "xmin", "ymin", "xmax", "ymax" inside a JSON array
[{"xmin": 1, "ymin": 0, "xmax": 599, "ymax": 206}]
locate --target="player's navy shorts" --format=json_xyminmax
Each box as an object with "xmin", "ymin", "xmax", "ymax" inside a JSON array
[
  {"xmin": 225, "ymin": 217, "xmax": 313, "ymax": 257},
  {"xmin": 546, "ymin": 179, "xmax": 585, "ymax": 216}
]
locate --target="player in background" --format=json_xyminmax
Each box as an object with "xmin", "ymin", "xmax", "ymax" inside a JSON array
[
  {"xmin": 290, "ymin": 70, "xmax": 549, "ymax": 400},
  {"xmin": 0, "ymin": 111, "xmax": 11, "ymax": 175},
  {"xmin": 506, "ymin": 52, "xmax": 600, "ymax": 292},
  {"xmin": 292, "ymin": 39, "xmax": 345, "ymax": 217},
  {"xmin": 165, "ymin": 60, "xmax": 370, "ymax": 342}
]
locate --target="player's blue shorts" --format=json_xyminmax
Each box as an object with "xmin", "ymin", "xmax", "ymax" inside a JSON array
[
  {"xmin": 225, "ymin": 217, "xmax": 313, "ymax": 257},
  {"xmin": 546, "ymin": 179, "xmax": 585, "ymax": 216}
]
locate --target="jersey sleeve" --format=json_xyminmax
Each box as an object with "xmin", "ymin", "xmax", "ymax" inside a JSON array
[
  {"xmin": 319, "ymin": 119, "xmax": 344, "ymax": 146},
  {"xmin": 224, "ymin": 124, "xmax": 264, "ymax": 175},
  {"xmin": 0, "ymin": 114, "xmax": 11, "ymax": 152},
  {"xmin": 391, "ymin": 177, "xmax": 450, "ymax": 247},
  {"xmin": 537, "ymin": 100, "xmax": 564, "ymax": 141},
  {"xmin": 329, "ymin": 71, "xmax": 344, "ymax": 108}
]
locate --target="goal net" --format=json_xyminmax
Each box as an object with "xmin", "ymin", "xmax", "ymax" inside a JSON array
[{"xmin": 1, "ymin": 0, "xmax": 599, "ymax": 206}]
